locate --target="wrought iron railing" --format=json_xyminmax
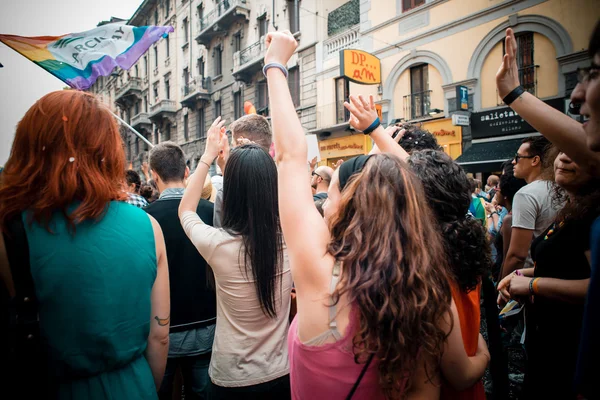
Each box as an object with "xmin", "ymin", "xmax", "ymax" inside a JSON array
[
  {"xmin": 234, "ymin": 39, "xmax": 265, "ymax": 70},
  {"xmin": 182, "ymin": 77, "xmax": 211, "ymax": 96},
  {"xmin": 199, "ymin": 0, "xmax": 246, "ymax": 31},
  {"xmin": 324, "ymin": 25, "xmax": 360, "ymax": 60},
  {"xmin": 403, "ymin": 90, "xmax": 432, "ymax": 120}
]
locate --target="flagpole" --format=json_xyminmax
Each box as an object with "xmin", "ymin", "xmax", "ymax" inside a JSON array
[{"xmin": 112, "ymin": 112, "xmax": 155, "ymax": 148}]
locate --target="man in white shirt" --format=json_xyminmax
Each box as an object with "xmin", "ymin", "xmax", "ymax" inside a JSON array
[{"xmin": 500, "ymin": 136, "xmax": 561, "ymax": 279}]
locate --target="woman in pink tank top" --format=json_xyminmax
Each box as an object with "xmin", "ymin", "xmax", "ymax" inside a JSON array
[{"xmin": 265, "ymin": 32, "xmax": 457, "ymax": 399}]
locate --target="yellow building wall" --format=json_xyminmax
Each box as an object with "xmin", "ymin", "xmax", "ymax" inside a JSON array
[
  {"xmin": 392, "ymin": 64, "xmax": 443, "ymax": 119},
  {"xmin": 480, "ymin": 41, "xmax": 503, "ymax": 109},
  {"xmin": 534, "ymin": 33, "xmax": 559, "ymax": 99},
  {"xmin": 429, "ymin": 66, "xmax": 444, "ymax": 112}
]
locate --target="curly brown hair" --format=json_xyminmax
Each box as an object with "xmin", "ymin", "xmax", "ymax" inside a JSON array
[{"xmin": 327, "ymin": 153, "xmax": 453, "ymax": 397}]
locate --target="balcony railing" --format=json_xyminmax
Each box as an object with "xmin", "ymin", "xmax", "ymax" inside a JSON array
[
  {"xmin": 233, "ymin": 38, "xmax": 266, "ymax": 80},
  {"xmin": 403, "ymin": 90, "xmax": 432, "ymax": 120},
  {"xmin": 183, "ymin": 77, "xmax": 211, "ymax": 96},
  {"xmin": 324, "ymin": 25, "xmax": 360, "ymax": 60},
  {"xmin": 131, "ymin": 112, "xmax": 151, "ymax": 128},
  {"xmin": 316, "ymin": 101, "xmax": 350, "ymax": 129},
  {"xmin": 196, "ymin": 0, "xmax": 249, "ymax": 45},
  {"xmin": 149, "ymin": 99, "xmax": 177, "ymax": 117},
  {"xmin": 115, "ymin": 77, "xmax": 143, "ymax": 101}
]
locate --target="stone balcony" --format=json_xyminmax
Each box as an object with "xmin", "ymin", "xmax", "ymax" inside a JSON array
[
  {"xmin": 130, "ymin": 112, "xmax": 152, "ymax": 131},
  {"xmin": 149, "ymin": 99, "xmax": 178, "ymax": 124},
  {"xmin": 115, "ymin": 77, "xmax": 143, "ymax": 107},
  {"xmin": 323, "ymin": 25, "xmax": 360, "ymax": 61},
  {"xmin": 195, "ymin": 0, "xmax": 250, "ymax": 46},
  {"xmin": 181, "ymin": 77, "xmax": 212, "ymax": 108},
  {"xmin": 233, "ymin": 37, "xmax": 265, "ymax": 83}
]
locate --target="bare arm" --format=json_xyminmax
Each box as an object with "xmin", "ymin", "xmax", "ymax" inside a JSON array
[
  {"xmin": 440, "ymin": 301, "xmax": 490, "ymax": 391},
  {"xmin": 501, "ymin": 227, "xmax": 533, "ymax": 279},
  {"xmin": 535, "ymin": 277, "xmax": 590, "ymax": 304},
  {"xmin": 265, "ymin": 31, "xmax": 332, "ymax": 289},
  {"xmin": 145, "ymin": 215, "xmax": 170, "ymax": 390},
  {"xmin": 345, "ymin": 95, "xmax": 410, "ymax": 161},
  {"xmin": 496, "ymin": 28, "xmax": 600, "ymax": 174},
  {"xmin": 501, "ymin": 215, "xmax": 513, "ymax": 262}
]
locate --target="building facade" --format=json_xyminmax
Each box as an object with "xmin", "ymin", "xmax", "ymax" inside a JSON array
[
  {"xmin": 349, "ymin": 0, "xmax": 597, "ymax": 172},
  {"xmin": 89, "ymin": 0, "xmax": 599, "ymax": 175}
]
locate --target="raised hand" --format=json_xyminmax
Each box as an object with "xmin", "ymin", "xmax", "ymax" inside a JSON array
[
  {"xmin": 344, "ymin": 94, "xmax": 379, "ymax": 132},
  {"xmin": 497, "ymin": 273, "xmax": 512, "ymax": 306},
  {"xmin": 203, "ymin": 117, "xmax": 226, "ymax": 162},
  {"xmin": 333, "ymin": 159, "xmax": 344, "ymax": 170},
  {"xmin": 264, "ymin": 31, "xmax": 298, "ymax": 67},
  {"xmin": 496, "ymin": 28, "xmax": 521, "ymax": 99},
  {"xmin": 217, "ymin": 128, "xmax": 230, "ymax": 173},
  {"xmin": 309, "ymin": 156, "xmax": 318, "ymax": 171}
]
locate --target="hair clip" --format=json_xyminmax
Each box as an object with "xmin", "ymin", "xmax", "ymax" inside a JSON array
[
  {"xmin": 62, "ymin": 116, "xmax": 68, "ymax": 122},
  {"xmin": 69, "ymin": 157, "xmax": 75, "ymax": 162}
]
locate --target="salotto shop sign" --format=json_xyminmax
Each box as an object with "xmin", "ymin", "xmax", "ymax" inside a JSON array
[
  {"xmin": 319, "ymin": 135, "xmax": 369, "ymax": 159},
  {"xmin": 340, "ymin": 49, "xmax": 382, "ymax": 85},
  {"xmin": 422, "ymin": 118, "xmax": 463, "ymax": 146}
]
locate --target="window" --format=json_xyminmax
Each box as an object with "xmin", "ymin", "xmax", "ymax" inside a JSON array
[
  {"xmin": 154, "ymin": 46, "xmax": 158, "ymax": 68},
  {"xmin": 162, "ymin": 123, "xmax": 171, "ymax": 142},
  {"xmin": 288, "ymin": 67, "xmax": 300, "ymax": 108},
  {"xmin": 165, "ymin": 36, "xmax": 170, "ymax": 58},
  {"xmin": 184, "ymin": 114, "xmax": 189, "ymax": 141},
  {"xmin": 516, "ymin": 32, "xmax": 536, "ymax": 94},
  {"xmin": 164, "ymin": 0, "xmax": 170, "ymax": 19},
  {"xmin": 402, "ymin": 0, "xmax": 425, "ymax": 12},
  {"xmin": 335, "ymin": 77, "xmax": 349, "ymax": 124},
  {"xmin": 409, "ymin": 64, "xmax": 430, "ymax": 119},
  {"xmin": 154, "ymin": 8, "xmax": 159, "ymax": 25},
  {"xmin": 257, "ymin": 80, "xmax": 269, "ymax": 113},
  {"xmin": 258, "ymin": 16, "xmax": 268, "ymax": 38},
  {"xmin": 135, "ymin": 137, "xmax": 139, "ymax": 156},
  {"xmin": 287, "ymin": 0, "xmax": 300, "ymax": 33},
  {"xmin": 197, "ymin": 108, "xmax": 205, "ymax": 139},
  {"xmin": 153, "ymin": 83, "xmax": 159, "ymax": 100},
  {"xmin": 214, "ymin": 100, "xmax": 221, "ymax": 119},
  {"xmin": 233, "ymin": 32, "xmax": 242, "ymax": 54},
  {"xmin": 143, "ymin": 56, "xmax": 148, "ymax": 77},
  {"xmin": 134, "ymin": 101, "xmax": 140, "ymax": 115},
  {"xmin": 134, "ymin": 65, "xmax": 139, "ymax": 77},
  {"xmin": 165, "ymin": 78, "xmax": 170, "ymax": 100},
  {"xmin": 198, "ymin": 56, "xmax": 205, "ymax": 78},
  {"xmin": 214, "ymin": 46, "xmax": 223, "ymax": 76},
  {"xmin": 183, "ymin": 68, "xmax": 189, "ymax": 92},
  {"xmin": 183, "ymin": 18, "xmax": 189, "ymax": 44},
  {"xmin": 144, "ymin": 95, "xmax": 148, "ymax": 112},
  {"xmin": 198, "ymin": 4, "xmax": 204, "ymax": 29},
  {"xmin": 234, "ymin": 92, "xmax": 243, "ymax": 119}
]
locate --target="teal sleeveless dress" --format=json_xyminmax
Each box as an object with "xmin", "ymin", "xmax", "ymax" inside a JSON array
[{"xmin": 24, "ymin": 201, "xmax": 158, "ymax": 399}]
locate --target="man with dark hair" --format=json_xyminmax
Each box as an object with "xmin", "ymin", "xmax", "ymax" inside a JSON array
[
  {"xmin": 125, "ymin": 169, "xmax": 149, "ymax": 208},
  {"xmin": 144, "ymin": 141, "xmax": 216, "ymax": 400},
  {"xmin": 311, "ymin": 165, "xmax": 334, "ymax": 201},
  {"xmin": 500, "ymin": 136, "xmax": 561, "ymax": 279}
]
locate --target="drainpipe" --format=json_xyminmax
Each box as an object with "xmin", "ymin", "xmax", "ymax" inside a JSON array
[{"xmin": 272, "ymin": 0, "xmax": 278, "ymax": 30}]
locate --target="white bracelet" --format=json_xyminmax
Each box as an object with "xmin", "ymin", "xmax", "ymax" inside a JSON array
[{"xmin": 263, "ymin": 62, "xmax": 288, "ymax": 78}]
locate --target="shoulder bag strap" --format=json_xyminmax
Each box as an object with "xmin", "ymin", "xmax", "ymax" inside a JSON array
[{"xmin": 346, "ymin": 353, "xmax": 375, "ymax": 400}]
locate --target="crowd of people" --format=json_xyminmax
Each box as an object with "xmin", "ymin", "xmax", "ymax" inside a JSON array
[{"xmin": 0, "ymin": 21, "xmax": 599, "ymax": 400}]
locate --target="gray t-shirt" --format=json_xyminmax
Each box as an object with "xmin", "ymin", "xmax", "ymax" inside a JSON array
[{"xmin": 511, "ymin": 180, "xmax": 561, "ymax": 267}]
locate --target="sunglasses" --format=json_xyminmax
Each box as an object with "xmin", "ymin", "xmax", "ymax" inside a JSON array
[
  {"xmin": 311, "ymin": 171, "xmax": 322, "ymax": 179},
  {"xmin": 514, "ymin": 153, "xmax": 536, "ymax": 163}
]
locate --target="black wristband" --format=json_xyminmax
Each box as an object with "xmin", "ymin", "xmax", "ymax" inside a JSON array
[
  {"xmin": 502, "ymin": 86, "xmax": 525, "ymax": 105},
  {"xmin": 363, "ymin": 117, "xmax": 381, "ymax": 135}
]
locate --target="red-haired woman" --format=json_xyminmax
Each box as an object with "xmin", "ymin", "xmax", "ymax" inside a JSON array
[{"xmin": 0, "ymin": 91, "xmax": 170, "ymax": 399}]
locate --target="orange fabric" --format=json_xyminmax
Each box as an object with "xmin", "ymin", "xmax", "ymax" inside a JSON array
[{"xmin": 440, "ymin": 282, "xmax": 486, "ymax": 400}]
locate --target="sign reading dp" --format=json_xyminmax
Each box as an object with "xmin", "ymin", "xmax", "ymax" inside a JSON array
[{"xmin": 340, "ymin": 49, "xmax": 382, "ymax": 85}]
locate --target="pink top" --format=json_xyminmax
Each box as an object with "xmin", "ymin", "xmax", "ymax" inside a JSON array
[{"xmin": 287, "ymin": 311, "xmax": 386, "ymax": 400}]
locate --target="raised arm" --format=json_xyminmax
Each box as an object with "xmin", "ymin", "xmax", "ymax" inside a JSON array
[
  {"xmin": 264, "ymin": 31, "xmax": 332, "ymax": 288},
  {"xmin": 496, "ymin": 28, "xmax": 600, "ymax": 174},
  {"xmin": 179, "ymin": 117, "xmax": 226, "ymax": 220},
  {"xmin": 345, "ymin": 95, "xmax": 410, "ymax": 161}
]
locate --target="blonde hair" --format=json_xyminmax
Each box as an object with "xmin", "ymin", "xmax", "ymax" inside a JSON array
[{"xmin": 201, "ymin": 175, "xmax": 217, "ymax": 202}]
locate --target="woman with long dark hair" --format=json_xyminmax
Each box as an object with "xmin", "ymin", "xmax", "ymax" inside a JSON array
[
  {"xmin": 265, "ymin": 31, "xmax": 458, "ymax": 399},
  {"xmin": 178, "ymin": 118, "xmax": 291, "ymax": 399},
  {"xmin": 0, "ymin": 90, "xmax": 170, "ymax": 399},
  {"xmin": 408, "ymin": 150, "xmax": 491, "ymax": 399},
  {"xmin": 498, "ymin": 151, "xmax": 600, "ymax": 399}
]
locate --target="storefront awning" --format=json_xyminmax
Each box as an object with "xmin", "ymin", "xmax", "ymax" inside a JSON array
[{"xmin": 456, "ymin": 138, "xmax": 523, "ymax": 173}]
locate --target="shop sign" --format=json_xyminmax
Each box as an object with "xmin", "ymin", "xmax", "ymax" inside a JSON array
[
  {"xmin": 456, "ymin": 85, "xmax": 469, "ymax": 110},
  {"xmin": 471, "ymin": 97, "xmax": 563, "ymax": 139},
  {"xmin": 340, "ymin": 49, "xmax": 382, "ymax": 85},
  {"xmin": 452, "ymin": 114, "xmax": 470, "ymax": 126},
  {"xmin": 319, "ymin": 135, "xmax": 368, "ymax": 159}
]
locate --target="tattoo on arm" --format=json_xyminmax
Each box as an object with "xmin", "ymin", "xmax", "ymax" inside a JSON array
[{"xmin": 154, "ymin": 315, "xmax": 170, "ymax": 326}]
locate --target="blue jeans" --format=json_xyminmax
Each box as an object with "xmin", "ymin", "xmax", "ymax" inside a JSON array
[{"xmin": 158, "ymin": 352, "xmax": 211, "ymax": 400}]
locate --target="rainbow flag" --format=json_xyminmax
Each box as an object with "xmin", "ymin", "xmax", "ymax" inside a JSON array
[{"xmin": 0, "ymin": 24, "xmax": 174, "ymax": 90}]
